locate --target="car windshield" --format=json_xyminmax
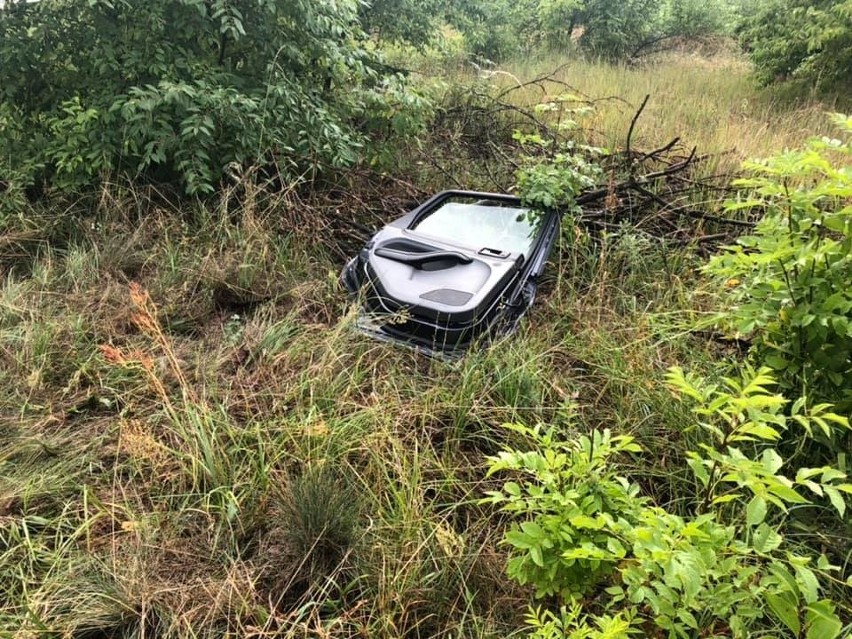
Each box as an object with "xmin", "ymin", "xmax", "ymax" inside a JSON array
[{"xmin": 409, "ymin": 198, "xmax": 541, "ymax": 257}]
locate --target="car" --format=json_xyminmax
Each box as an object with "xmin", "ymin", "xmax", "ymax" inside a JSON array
[{"xmin": 340, "ymin": 190, "xmax": 560, "ymax": 357}]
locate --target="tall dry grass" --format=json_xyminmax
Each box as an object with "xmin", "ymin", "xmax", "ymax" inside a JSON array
[{"xmin": 422, "ymin": 48, "xmax": 843, "ymax": 174}]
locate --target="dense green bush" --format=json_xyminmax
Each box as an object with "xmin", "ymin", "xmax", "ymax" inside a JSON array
[
  {"xmin": 704, "ymin": 114, "xmax": 852, "ymax": 408},
  {"xmin": 370, "ymin": 0, "xmax": 738, "ymax": 65},
  {"xmin": 512, "ymin": 100, "xmax": 604, "ymax": 212},
  {"xmin": 0, "ymin": 0, "xmax": 428, "ymax": 195},
  {"xmin": 486, "ymin": 368, "xmax": 850, "ymax": 638},
  {"xmin": 737, "ymin": 0, "xmax": 852, "ymax": 89},
  {"xmin": 359, "ymin": 0, "xmax": 448, "ymax": 48}
]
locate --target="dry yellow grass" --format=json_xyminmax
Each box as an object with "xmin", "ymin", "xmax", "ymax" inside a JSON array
[{"xmin": 430, "ymin": 49, "xmax": 843, "ymax": 173}]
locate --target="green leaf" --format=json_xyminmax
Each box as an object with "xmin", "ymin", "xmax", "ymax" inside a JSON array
[
  {"xmin": 678, "ymin": 609, "xmax": 699, "ymax": 629},
  {"xmin": 824, "ymin": 486, "xmax": 846, "ymax": 517},
  {"xmin": 520, "ymin": 521, "xmax": 544, "ymax": 538},
  {"xmin": 762, "ymin": 449, "xmax": 784, "ymax": 474},
  {"xmin": 505, "ymin": 530, "xmax": 534, "ymax": 550},
  {"xmin": 606, "ymin": 537, "xmax": 626, "ymax": 558},
  {"xmin": 766, "ymin": 591, "xmax": 801, "ymax": 636},
  {"xmin": 768, "ymin": 562, "xmax": 801, "ymax": 596},
  {"xmin": 687, "ymin": 456, "xmax": 710, "ymax": 486},
  {"xmin": 820, "ymin": 468, "xmax": 847, "ymax": 482},
  {"xmin": 734, "ymin": 422, "xmax": 782, "ymax": 441},
  {"xmin": 504, "ymin": 481, "xmax": 521, "ymax": 497},
  {"xmin": 530, "ymin": 544, "xmax": 544, "ymax": 567},
  {"xmin": 769, "ymin": 483, "xmax": 809, "ymax": 505},
  {"xmin": 746, "ymin": 495, "xmax": 768, "ymax": 525},
  {"xmin": 794, "ymin": 565, "xmax": 820, "ymax": 604},
  {"xmin": 665, "ymin": 366, "xmax": 704, "ymax": 401},
  {"xmin": 805, "ymin": 600, "xmax": 842, "ymax": 639},
  {"xmin": 752, "ymin": 523, "xmax": 783, "ymax": 553},
  {"xmin": 569, "ymin": 514, "xmax": 605, "ymax": 530},
  {"xmin": 764, "ymin": 354, "xmax": 789, "ymax": 370},
  {"xmin": 712, "ymin": 493, "xmax": 742, "ymax": 505}
]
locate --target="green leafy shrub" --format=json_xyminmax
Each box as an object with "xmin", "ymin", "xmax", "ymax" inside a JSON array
[
  {"xmin": 457, "ymin": 0, "xmax": 734, "ymax": 62},
  {"xmin": 442, "ymin": 0, "xmax": 526, "ymax": 62},
  {"xmin": 704, "ymin": 114, "xmax": 852, "ymax": 408},
  {"xmin": 484, "ymin": 425, "xmax": 644, "ymax": 599},
  {"xmin": 486, "ymin": 367, "xmax": 850, "ymax": 638},
  {"xmin": 358, "ymin": 0, "xmax": 444, "ymax": 48},
  {"xmin": 737, "ymin": 0, "xmax": 852, "ymax": 89},
  {"xmin": 516, "ymin": 149, "xmax": 603, "ymax": 211},
  {"xmin": 513, "ymin": 101, "xmax": 604, "ymax": 212},
  {"xmin": 525, "ymin": 605, "xmax": 633, "ymax": 639},
  {"xmin": 577, "ymin": 0, "xmax": 662, "ymax": 60},
  {"xmin": 0, "ymin": 0, "xmax": 428, "ymax": 194}
]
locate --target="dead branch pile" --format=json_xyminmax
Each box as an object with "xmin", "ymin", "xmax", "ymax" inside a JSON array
[
  {"xmin": 427, "ymin": 81, "xmax": 755, "ymax": 245},
  {"xmin": 295, "ymin": 74, "xmax": 755, "ymax": 260},
  {"xmin": 573, "ymin": 95, "xmax": 754, "ymax": 246}
]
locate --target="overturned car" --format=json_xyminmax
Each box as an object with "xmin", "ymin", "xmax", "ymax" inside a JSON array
[{"xmin": 341, "ymin": 190, "xmax": 560, "ymax": 356}]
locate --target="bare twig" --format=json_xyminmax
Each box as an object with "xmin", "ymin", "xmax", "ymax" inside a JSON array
[{"xmin": 625, "ymin": 94, "xmax": 650, "ymax": 167}]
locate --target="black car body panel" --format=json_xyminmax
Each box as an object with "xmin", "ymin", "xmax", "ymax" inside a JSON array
[{"xmin": 341, "ymin": 190, "xmax": 559, "ymax": 356}]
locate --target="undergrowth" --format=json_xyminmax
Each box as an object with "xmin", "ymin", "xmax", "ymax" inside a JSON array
[
  {"xmin": 1, "ymin": 52, "xmax": 849, "ymax": 637},
  {"xmin": 0, "ymin": 184, "xmax": 720, "ymax": 637}
]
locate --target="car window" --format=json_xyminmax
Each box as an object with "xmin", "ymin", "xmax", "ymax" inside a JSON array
[{"xmin": 409, "ymin": 198, "xmax": 541, "ymax": 257}]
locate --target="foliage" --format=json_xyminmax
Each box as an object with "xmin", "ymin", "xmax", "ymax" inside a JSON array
[
  {"xmin": 358, "ymin": 0, "xmax": 445, "ymax": 48},
  {"xmin": 442, "ymin": 0, "xmax": 524, "ymax": 62},
  {"xmin": 500, "ymin": 0, "xmax": 584, "ymax": 53},
  {"xmin": 359, "ymin": 0, "xmax": 521, "ymax": 58},
  {"xmin": 737, "ymin": 0, "xmax": 852, "ymax": 89},
  {"xmin": 0, "ymin": 45, "xmax": 848, "ymax": 639},
  {"xmin": 574, "ymin": 0, "xmax": 736, "ymax": 58},
  {"xmin": 459, "ymin": 0, "xmax": 734, "ymax": 61},
  {"xmin": 375, "ymin": 0, "xmax": 739, "ymax": 64},
  {"xmin": 486, "ymin": 366, "xmax": 850, "ymax": 638},
  {"xmin": 525, "ymin": 606, "xmax": 634, "ymax": 639},
  {"xmin": 576, "ymin": 0, "xmax": 662, "ymax": 60},
  {"xmin": 513, "ymin": 102, "xmax": 604, "ymax": 212},
  {"xmin": 668, "ymin": 367, "xmax": 850, "ymax": 508},
  {"xmin": 658, "ymin": 0, "xmax": 731, "ymax": 40},
  {"xmin": 473, "ymin": 0, "xmax": 663, "ymax": 60},
  {"xmin": 516, "ymin": 149, "xmax": 603, "ymax": 211},
  {"xmin": 485, "ymin": 425, "xmax": 644, "ymax": 599},
  {"xmin": 704, "ymin": 114, "xmax": 852, "ymax": 408},
  {"xmin": 0, "ymin": 0, "xmax": 428, "ymax": 195},
  {"xmin": 664, "ymin": 367, "xmax": 850, "ymax": 636}
]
